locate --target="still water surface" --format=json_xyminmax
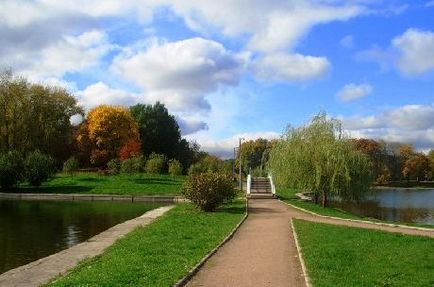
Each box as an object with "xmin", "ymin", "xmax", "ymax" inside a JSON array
[
  {"xmin": 0, "ymin": 200, "xmax": 163, "ymax": 274},
  {"xmin": 333, "ymin": 189, "xmax": 434, "ymax": 226}
]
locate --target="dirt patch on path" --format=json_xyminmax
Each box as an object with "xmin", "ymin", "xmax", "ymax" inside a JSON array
[{"xmin": 186, "ymin": 199, "xmax": 306, "ymax": 287}]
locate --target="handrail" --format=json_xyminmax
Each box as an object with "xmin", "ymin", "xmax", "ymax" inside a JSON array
[
  {"xmin": 247, "ymin": 174, "xmax": 252, "ymax": 195},
  {"xmin": 268, "ymin": 174, "xmax": 276, "ymax": 195}
]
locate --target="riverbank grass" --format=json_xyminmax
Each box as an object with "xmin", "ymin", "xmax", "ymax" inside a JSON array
[
  {"xmin": 47, "ymin": 199, "xmax": 245, "ymax": 286},
  {"xmin": 293, "ymin": 219, "xmax": 434, "ymax": 287},
  {"xmin": 10, "ymin": 172, "xmax": 185, "ymax": 195}
]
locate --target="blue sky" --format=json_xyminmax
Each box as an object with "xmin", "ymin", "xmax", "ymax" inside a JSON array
[{"xmin": 1, "ymin": 0, "xmax": 434, "ymax": 157}]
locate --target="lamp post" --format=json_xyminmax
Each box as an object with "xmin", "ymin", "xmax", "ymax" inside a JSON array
[{"xmin": 238, "ymin": 138, "xmax": 244, "ymax": 191}]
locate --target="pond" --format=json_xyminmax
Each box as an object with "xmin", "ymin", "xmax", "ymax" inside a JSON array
[
  {"xmin": 0, "ymin": 199, "xmax": 164, "ymax": 274},
  {"xmin": 333, "ymin": 188, "xmax": 434, "ymax": 226}
]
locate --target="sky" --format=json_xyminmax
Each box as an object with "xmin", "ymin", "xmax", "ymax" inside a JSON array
[{"xmin": 1, "ymin": 0, "xmax": 434, "ymax": 157}]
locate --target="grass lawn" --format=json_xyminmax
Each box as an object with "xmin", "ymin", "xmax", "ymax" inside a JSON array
[
  {"xmin": 277, "ymin": 188, "xmax": 361, "ymax": 220},
  {"xmin": 7, "ymin": 173, "xmax": 185, "ymax": 196},
  {"xmin": 46, "ymin": 199, "xmax": 245, "ymax": 286},
  {"xmin": 293, "ymin": 219, "xmax": 434, "ymax": 287}
]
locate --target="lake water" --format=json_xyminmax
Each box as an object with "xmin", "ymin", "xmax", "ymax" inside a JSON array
[
  {"xmin": 0, "ymin": 200, "xmax": 163, "ymax": 274},
  {"xmin": 333, "ymin": 189, "xmax": 434, "ymax": 226}
]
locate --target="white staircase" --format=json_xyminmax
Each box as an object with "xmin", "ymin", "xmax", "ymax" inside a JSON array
[{"xmin": 247, "ymin": 176, "xmax": 276, "ymax": 199}]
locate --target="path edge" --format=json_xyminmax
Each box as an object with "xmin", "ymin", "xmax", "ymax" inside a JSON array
[
  {"xmin": 290, "ymin": 219, "xmax": 312, "ymax": 287},
  {"xmin": 173, "ymin": 197, "xmax": 249, "ymax": 287},
  {"xmin": 279, "ymin": 199, "xmax": 434, "ymax": 233}
]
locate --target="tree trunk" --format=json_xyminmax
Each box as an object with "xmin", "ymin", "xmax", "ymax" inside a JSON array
[{"xmin": 322, "ymin": 191, "xmax": 328, "ymax": 207}]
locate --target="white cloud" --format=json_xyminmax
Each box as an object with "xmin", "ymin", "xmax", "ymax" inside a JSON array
[
  {"xmin": 337, "ymin": 83, "xmax": 372, "ymax": 102},
  {"xmin": 342, "ymin": 103, "xmax": 434, "ymax": 150},
  {"xmin": 392, "ymin": 29, "xmax": 434, "ymax": 76},
  {"xmin": 189, "ymin": 131, "xmax": 280, "ymax": 158},
  {"xmin": 2, "ymin": 30, "xmax": 113, "ymax": 80},
  {"xmin": 176, "ymin": 116, "xmax": 209, "ymax": 135},
  {"xmin": 76, "ymin": 82, "xmax": 141, "ymax": 110},
  {"xmin": 111, "ymin": 37, "xmax": 247, "ymax": 112},
  {"xmin": 252, "ymin": 53, "xmax": 330, "ymax": 82},
  {"xmin": 340, "ymin": 35, "xmax": 354, "ymax": 49}
]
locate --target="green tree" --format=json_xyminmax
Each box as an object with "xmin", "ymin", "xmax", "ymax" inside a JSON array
[
  {"xmin": 63, "ymin": 156, "xmax": 79, "ymax": 177},
  {"xmin": 269, "ymin": 112, "xmax": 372, "ymax": 207},
  {"xmin": 130, "ymin": 102, "xmax": 181, "ymax": 159},
  {"xmin": 238, "ymin": 138, "xmax": 274, "ymax": 175},
  {"xmin": 0, "ymin": 71, "xmax": 83, "ymax": 164}
]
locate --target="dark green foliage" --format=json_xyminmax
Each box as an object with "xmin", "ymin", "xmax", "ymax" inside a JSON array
[
  {"xmin": 187, "ymin": 155, "xmax": 231, "ymax": 175},
  {"xmin": 62, "ymin": 156, "xmax": 79, "ymax": 176},
  {"xmin": 130, "ymin": 102, "xmax": 180, "ymax": 159},
  {"xmin": 0, "ymin": 150, "xmax": 24, "ymax": 189},
  {"xmin": 0, "ymin": 71, "xmax": 83, "ymax": 164},
  {"xmin": 24, "ymin": 151, "xmax": 55, "ymax": 186},
  {"xmin": 107, "ymin": 158, "xmax": 121, "ymax": 174},
  {"xmin": 121, "ymin": 156, "xmax": 145, "ymax": 174},
  {"xmin": 182, "ymin": 172, "xmax": 236, "ymax": 211},
  {"xmin": 168, "ymin": 159, "xmax": 183, "ymax": 176},
  {"xmin": 145, "ymin": 153, "xmax": 167, "ymax": 174}
]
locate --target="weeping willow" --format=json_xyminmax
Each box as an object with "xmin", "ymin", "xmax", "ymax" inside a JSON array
[{"xmin": 269, "ymin": 112, "xmax": 372, "ymax": 207}]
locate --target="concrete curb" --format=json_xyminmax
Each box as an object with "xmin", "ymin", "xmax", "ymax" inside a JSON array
[
  {"xmin": 0, "ymin": 192, "xmax": 188, "ymax": 203},
  {"xmin": 279, "ymin": 199, "xmax": 434, "ymax": 233},
  {"xmin": 290, "ymin": 219, "xmax": 312, "ymax": 287},
  {"xmin": 173, "ymin": 197, "xmax": 249, "ymax": 287}
]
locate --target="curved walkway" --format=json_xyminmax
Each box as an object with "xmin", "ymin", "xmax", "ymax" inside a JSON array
[{"xmin": 186, "ymin": 199, "xmax": 433, "ymax": 287}]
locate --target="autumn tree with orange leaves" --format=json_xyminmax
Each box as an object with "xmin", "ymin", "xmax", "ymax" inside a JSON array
[{"xmin": 77, "ymin": 105, "xmax": 139, "ymax": 167}]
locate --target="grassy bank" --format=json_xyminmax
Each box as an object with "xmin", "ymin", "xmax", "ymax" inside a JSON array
[
  {"xmin": 277, "ymin": 188, "xmax": 361, "ymax": 219},
  {"xmin": 293, "ymin": 219, "xmax": 434, "ymax": 287},
  {"xmin": 7, "ymin": 173, "xmax": 185, "ymax": 195},
  {"xmin": 47, "ymin": 199, "xmax": 245, "ymax": 286}
]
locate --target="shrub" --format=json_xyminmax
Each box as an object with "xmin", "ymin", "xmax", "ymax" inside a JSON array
[
  {"xmin": 0, "ymin": 151, "xmax": 24, "ymax": 189},
  {"xmin": 107, "ymin": 158, "xmax": 121, "ymax": 174},
  {"xmin": 168, "ymin": 159, "xmax": 183, "ymax": 176},
  {"xmin": 118, "ymin": 140, "xmax": 142, "ymax": 161},
  {"xmin": 182, "ymin": 172, "xmax": 236, "ymax": 212},
  {"xmin": 63, "ymin": 156, "xmax": 79, "ymax": 176},
  {"xmin": 145, "ymin": 153, "xmax": 166, "ymax": 174},
  {"xmin": 25, "ymin": 151, "xmax": 55, "ymax": 186},
  {"xmin": 121, "ymin": 155, "xmax": 145, "ymax": 174}
]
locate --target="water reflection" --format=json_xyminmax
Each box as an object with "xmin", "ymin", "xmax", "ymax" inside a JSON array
[
  {"xmin": 332, "ymin": 189, "xmax": 434, "ymax": 226},
  {"xmin": 0, "ymin": 200, "xmax": 163, "ymax": 274}
]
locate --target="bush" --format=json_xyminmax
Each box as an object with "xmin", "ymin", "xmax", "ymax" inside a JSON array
[
  {"xmin": 121, "ymin": 155, "xmax": 145, "ymax": 174},
  {"xmin": 107, "ymin": 158, "xmax": 121, "ymax": 174},
  {"xmin": 63, "ymin": 156, "xmax": 79, "ymax": 176},
  {"xmin": 118, "ymin": 140, "xmax": 142, "ymax": 161},
  {"xmin": 0, "ymin": 151, "xmax": 24, "ymax": 189},
  {"xmin": 25, "ymin": 151, "xmax": 55, "ymax": 186},
  {"xmin": 168, "ymin": 159, "xmax": 183, "ymax": 176},
  {"xmin": 145, "ymin": 153, "xmax": 166, "ymax": 174},
  {"xmin": 182, "ymin": 172, "xmax": 236, "ymax": 212}
]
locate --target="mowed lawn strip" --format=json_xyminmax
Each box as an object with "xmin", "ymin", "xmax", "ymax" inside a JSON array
[
  {"xmin": 47, "ymin": 199, "xmax": 245, "ymax": 287},
  {"xmin": 293, "ymin": 219, "xmax": 434, "ymax": 287},
  {"xmin": 11, "ymin": 173, "xmax": 185, "ymax": 195}
]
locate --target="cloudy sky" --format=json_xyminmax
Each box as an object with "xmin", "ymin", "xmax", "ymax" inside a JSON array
[{"xmin": 1, "ymin": 0, "xmax": 434, "ymax": 157}]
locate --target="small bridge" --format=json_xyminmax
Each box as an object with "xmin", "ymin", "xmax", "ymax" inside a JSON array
[{"xmin": 247, "ymin": 176, "xmax": 276, "ymax": 199}]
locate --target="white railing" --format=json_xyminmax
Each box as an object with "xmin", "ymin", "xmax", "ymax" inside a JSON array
[
  {"xmin": 247, "ymin": 174, "xmax": 252, "ymax": 195},
  {"xmin": 268, "ymin": 174, "xmax": 276, "ymax": 195}
]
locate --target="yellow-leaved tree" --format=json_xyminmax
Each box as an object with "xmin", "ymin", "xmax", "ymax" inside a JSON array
[{"xmin": 77, "ymin": 105, "xmax": 139, "ymax": 167}]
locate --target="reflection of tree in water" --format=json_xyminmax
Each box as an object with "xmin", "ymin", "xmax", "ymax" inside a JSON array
[{"xmin": 333, "ymin": 199, "xmax": 433, "ymax": 225}]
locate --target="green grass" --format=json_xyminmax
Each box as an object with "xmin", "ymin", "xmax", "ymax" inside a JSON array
[
  {"xmin": 46, "ymin": 199, "xmax": 246, "ymax": 286},
  {"xmin": 277, "ymin": 188, "xmax": 361, "ymax": 220},
  {"xmin": 293, "ymin": 219, "xmax": 434, "ymax": 287},
  {"xmin": 7, "ymin": 173, "xmax": 185, "ymax": 195}
]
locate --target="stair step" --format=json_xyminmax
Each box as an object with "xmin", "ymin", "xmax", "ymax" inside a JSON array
[{"xmin": 248, "ymin": 193, "xmax": 276, "ymax": 199}]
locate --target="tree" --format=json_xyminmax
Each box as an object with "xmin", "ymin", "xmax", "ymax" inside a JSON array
[
  {"xmin": 130, "ymin": 102, "xmax": 181, "ymax": 159},
  {"xmin": 402, "ymin": 154, "xmax": 431, "ymax": 182},
  {"xmin": 350, "ymin": 138, "xmax": 386, "ymax": 184},
  {"xmin": 119, "ymin": 140, "xmax": 142, "ymax": 161},
  {"xmin": 269, "ymin": 112, "xmax": 372, "ymax": 207},
  {"xmin": 238, "ymin": 138, "xmax": 274, "ymax": 175},
  {"xmin": 0, "ymin": 70, "xmax": 83, "ymax": 164},
  {"xmin": 78, "ymin": 105, "xmax": 139, "ymax": 167}
]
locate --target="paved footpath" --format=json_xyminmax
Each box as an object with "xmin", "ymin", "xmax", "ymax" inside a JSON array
[
  {"xmin": 186, "ymin": 199, "xmax": 306, "ymax": 287},
  {"xmin": 186, "ymin": 199, "xmax": 434, "ymax": 287}
]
